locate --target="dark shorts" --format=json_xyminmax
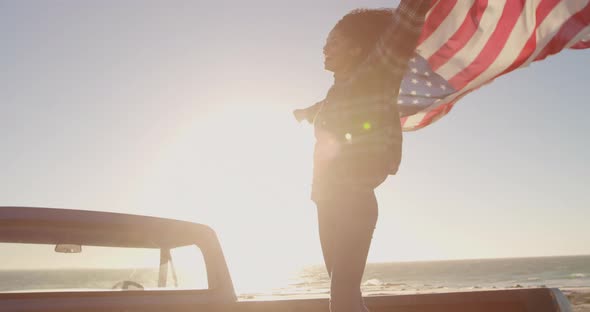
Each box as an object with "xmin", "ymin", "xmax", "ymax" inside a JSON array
[{"xmin": 311, "ymin": 144, "xmax": 393, "ymax": 202}]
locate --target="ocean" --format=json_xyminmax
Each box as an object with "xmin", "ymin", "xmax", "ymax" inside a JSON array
[
  {"xmin": 270, "ymin": 255, "xmax": 590, "ymax": 298},
  {"xmin": 1, "ymin": 255, "xmax": 589, "ymax": 299}
]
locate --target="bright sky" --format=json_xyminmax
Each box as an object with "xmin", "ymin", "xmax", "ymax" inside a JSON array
[{"xmin": 1, "ymin": 0, "xmax": 589, "ymax": 293}]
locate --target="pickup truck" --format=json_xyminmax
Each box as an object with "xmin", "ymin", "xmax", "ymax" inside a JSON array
[{"xmin": 0, "ymin": 206, "xmax": 573, "ymax": 312}]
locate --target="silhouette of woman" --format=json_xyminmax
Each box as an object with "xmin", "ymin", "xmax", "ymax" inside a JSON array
[{"xmin": 293, "ymin": 1, "xmax": 431, "ymax": 311}]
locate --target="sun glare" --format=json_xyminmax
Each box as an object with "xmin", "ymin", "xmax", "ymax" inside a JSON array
[{"xmin": 136, "ymin": 103, "xmax": 320, "ymax": 293}]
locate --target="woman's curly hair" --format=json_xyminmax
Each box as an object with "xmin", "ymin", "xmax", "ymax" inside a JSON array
[{"xmin": 332, "ymin": 8, "xmax": 394, "ymax": 57}]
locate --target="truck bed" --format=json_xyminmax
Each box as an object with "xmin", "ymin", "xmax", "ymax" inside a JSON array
[{"xmin": 0, "ymin": 287, "xmax": 571, "ymax": 312}]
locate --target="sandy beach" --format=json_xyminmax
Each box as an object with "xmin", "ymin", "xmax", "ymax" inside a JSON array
[{"xmin": 563, "ymin": 288, "xmax": 590, "ymax": 312}]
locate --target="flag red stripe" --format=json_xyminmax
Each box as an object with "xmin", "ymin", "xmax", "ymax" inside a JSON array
[
  {"xmin": 498, "ymin": 0, "xmax": 561, "ymax": 77},
  {"xmin": 534, "ymin": 2, "xmax": 590, "ymax": 61},
  {"xmin": 427, "ymin": 0, "xmax": 488, "ymax": 72},
  {"xmin": 449, "ymin": 0, "xmax": 526, "ymax": 90},
  {"xmin": 416, "ymin": 101, "xmax": 457, "ymax": 129},
  {"xmin": 418, "ymin": 0, "xmax": 458, "ymax": 45}
]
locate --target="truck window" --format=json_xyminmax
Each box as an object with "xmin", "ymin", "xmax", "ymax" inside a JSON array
[{"xmin": 0, "ymin": 242, "xmax": 207, "ymax": 293}]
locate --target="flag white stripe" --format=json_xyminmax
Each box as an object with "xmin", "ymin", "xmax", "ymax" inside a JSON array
[
  {"xmin": 417, "ymin": 1, "xmax": 475, "ymax": 59},
  {"xmin": 437, "ymin": 1, "xmax": 508, "ymax": 81},
  {"xmin": 577, "ymin": 31, "xmax": 590, "ymax": 44},
  {"xmin": 564, "ymin": 25, "xmax": 590, "ymax": 49},
  {"xmin": 403, "ymin": 112, "xmax": 427, "ymax": 129},
  {"xmin": 522, "ymin": 0, "xmax": 589, "ymax": 67}
]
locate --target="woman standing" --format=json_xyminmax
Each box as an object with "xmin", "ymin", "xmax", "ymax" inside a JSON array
[{"xmin": 293, "ymin": 1, "xmax": 432, "ymax": 311}]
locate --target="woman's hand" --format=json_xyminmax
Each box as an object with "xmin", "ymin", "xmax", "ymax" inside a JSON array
[
  {"xmin": 294, "ymin": 100, "xmax": 324, "ymax": 124},
  {"xmin": 293, "ymin": 109, "xmax": 308, "ymax": 123}
]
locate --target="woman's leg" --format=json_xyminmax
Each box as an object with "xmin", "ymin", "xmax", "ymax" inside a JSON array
[{"xmin": 316, "ymin": 191, "xmax": 378, "ymax": 312}]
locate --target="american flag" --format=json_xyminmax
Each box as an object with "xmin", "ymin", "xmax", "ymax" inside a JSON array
[{"xmin": 399, "ymin": 0, "xmax": 590, "ymax": 131}]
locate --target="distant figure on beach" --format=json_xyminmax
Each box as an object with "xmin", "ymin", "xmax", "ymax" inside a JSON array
[{"xmin": 293, "ymin": 1, "xmax": 431, "ymax": 311}]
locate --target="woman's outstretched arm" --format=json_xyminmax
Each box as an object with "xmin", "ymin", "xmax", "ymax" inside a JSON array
[{"xmin": 355, "ymin": 0, "xmax": 433, "ymax": 81}]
